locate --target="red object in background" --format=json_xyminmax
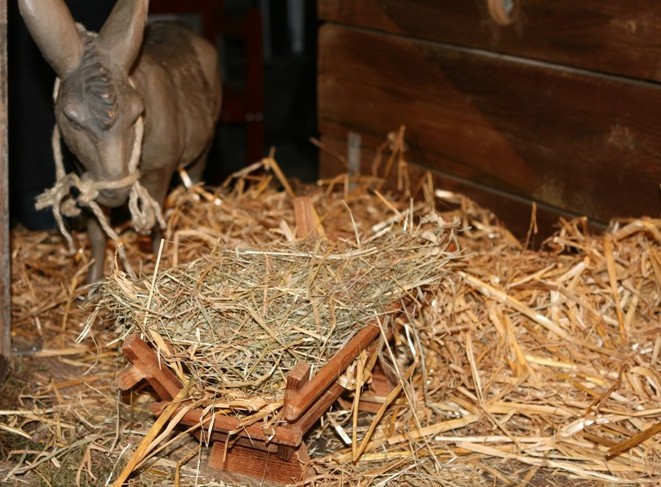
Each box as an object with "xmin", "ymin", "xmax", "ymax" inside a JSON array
[{"xmin": 149, "ymin": 1, "xmax": 265, "ymax": 165}]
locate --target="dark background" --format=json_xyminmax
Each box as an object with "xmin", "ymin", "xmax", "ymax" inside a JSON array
[{"xmin": 8, "ymin": 0, "xmax": 318, "ymax": 230}]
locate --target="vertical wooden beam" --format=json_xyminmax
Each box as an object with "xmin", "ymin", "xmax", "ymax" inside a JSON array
[{"xmin": 0, "ymin": 0, "xmax": 10, "ymax": 383}]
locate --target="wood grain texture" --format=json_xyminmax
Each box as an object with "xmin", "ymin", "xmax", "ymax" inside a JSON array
[
  {"xmin": 120, "ymin": 334, "xmax": 184, "ymax": 401},
  {"xmin": 163, "ymin": 404, "xmax": 304, "ymax": 446},
  {"xmin": 318, "ymin": 25, "xmax": 661, "ymax": 227},
  {"xmin": 319, "ymin": 0, "xmax": 661, "ymax": 83},
  {"xmin": 282, "ymin": 322, "xmax": 381, "ymax": 422},
  {"xmin": 0, "ymin": 0, "xmax": 10, "ymax": 383}
]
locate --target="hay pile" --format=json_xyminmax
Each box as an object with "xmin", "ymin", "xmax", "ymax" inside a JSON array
[
  {"xmin": 388, "ymin": 215, "xmax": 661, "ymax": 484},
  {"xmin": 3, "ymin": 138, "xmax": 660, "ymax": 486},
  {"xmin": 92, "ymin": 207, "xmax": 461, "ymax": 414}
]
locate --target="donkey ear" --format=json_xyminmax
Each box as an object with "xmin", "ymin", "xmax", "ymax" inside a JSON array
[
  {"xmin": 98, "ymin": 0, "xmax": 149, "ymax": 73},
  {"xmin": 18, "ymin": 0, "xmax": 83, "ymax": 77}
]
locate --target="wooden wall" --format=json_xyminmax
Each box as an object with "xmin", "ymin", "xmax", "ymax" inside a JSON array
[
  {"xmin": 317, "ymin": 0, "xmax": 661, "ymax": 237},
  {"xmin": 1, "ymin": 0, "xmax": 9, "ymax": 382}
]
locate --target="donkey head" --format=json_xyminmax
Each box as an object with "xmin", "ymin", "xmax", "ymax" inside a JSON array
[{"xmin": 19, "ymin": 0, "xmax": 149, "ymax": 207}]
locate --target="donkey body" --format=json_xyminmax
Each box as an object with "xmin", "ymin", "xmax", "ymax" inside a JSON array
[{"xmin": 19, "ymin": 0, "xmax": 222, "ymax": 282}]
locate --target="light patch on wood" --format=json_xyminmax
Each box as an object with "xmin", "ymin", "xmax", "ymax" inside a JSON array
[{"xmin": 607, "ymin": 123, "xmax": 636, "ymax": 151}]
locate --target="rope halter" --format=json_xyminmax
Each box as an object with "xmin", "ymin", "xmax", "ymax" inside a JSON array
[{"xmin": 36, "ymin": 77, "xmax": 166, "ymax": 278}]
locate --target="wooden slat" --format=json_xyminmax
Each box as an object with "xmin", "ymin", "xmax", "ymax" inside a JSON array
[
  {"xmin": 319, "ymin": 0, "xmax": 661, "ymax": 83},
  {"xmin": 317, "ymin": 25, "xmax": 661, "ymax": 227},
  {"xmin": 156, "ymin": 402, "xmax": 304, "ymax": 446},
  {"xmin": 294, "ymin": 196, "xmax": 325, "ymax": 239},
  {"xmin": 0, "ymin": 0, "xmax": 10, "ymax": 384},
  {"xmin": 282, "ymin": 322, "xmax": 382, "ymax": 422},
  {"xmin": 120, "ymin": 334, "xmax": 184, "ymax": 402}
]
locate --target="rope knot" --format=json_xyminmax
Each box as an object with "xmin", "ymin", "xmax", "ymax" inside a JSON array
[
  {"xmin": 77, "ymin": 173, "xmax": 101, "ymax": 205},
  {"xmin": 36, "ymin": 87, "xmax": 161, "ymax": 279}
]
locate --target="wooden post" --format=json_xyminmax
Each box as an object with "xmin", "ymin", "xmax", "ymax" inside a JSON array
[{"xmin": 0, "ymin": 0, "xmax": 10, "ymax": 384}]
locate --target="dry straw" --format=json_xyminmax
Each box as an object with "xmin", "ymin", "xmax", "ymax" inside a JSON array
[
  {"xmin": 4, "ymin": 129, "xmax": 660, "ymax": 486},
  {"xmin": 93, "ymin": 204, "xmax": 463, "ymax": 420}
]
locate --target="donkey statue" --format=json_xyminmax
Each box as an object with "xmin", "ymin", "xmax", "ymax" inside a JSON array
[{"xmin": 19, "ymin": 0, "xmax": 222, "ymax": 282}]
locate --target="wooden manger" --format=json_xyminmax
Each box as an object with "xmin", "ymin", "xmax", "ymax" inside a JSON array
[
  {"xmin": 97, "ymin": 193, "xmax": 457, "ymax": 485},
  {"xmin": 117, "ymin": 318, "xmax": 396, "ymax": 485}
]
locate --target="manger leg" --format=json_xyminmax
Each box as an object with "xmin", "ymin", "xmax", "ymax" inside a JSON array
[{"xmin": 209, "ymin": 441, "xmax": 310, "ymax": 485}]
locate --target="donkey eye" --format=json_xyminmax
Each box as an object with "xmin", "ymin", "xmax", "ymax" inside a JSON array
[
  {"xmin": 68, "ymin": 118, "xmax": 84, "ymax": 131},
  {"xmin": 64, "ymin": 107, "xmax": 85, "ymax": 130}
]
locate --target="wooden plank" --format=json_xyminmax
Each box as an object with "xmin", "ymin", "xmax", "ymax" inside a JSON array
[
  {"xmin": 155, "ymin": 402, "xmax": 304, "ymax": 446},
  {"xmin": 317, "ymin": 25, "xmax": 661, "ymax": 227},
  {"xmin": 120, "ymin": 334, "xmax": 184, "ymax": 402},
  {"xmin": 319, "ymin": 0, "xmax": 661, "ymax": 83},
  {"xmin": 0, "ymin": 0, "xmax": 10, "ymax": 384},
  {"xmin": 293, "ymin": 196, "xmax": 325, "ymax": 239},
  {"xmin": 282, "ymin": 322, "xmax": 381, "ymax": 422}
]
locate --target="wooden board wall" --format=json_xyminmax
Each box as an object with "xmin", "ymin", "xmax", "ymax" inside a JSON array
[
  {"xmin": 318, "ymin": 0, "xmax": 661, "ymax": 235},
  {"xmin": 319, "ymin": 0, "xmax": 661, "ymax": 83},
  {"xmin": 0, "ymin": 0, "xmax": 10, "ymax": 382}
]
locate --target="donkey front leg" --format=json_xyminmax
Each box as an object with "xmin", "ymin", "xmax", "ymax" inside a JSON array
[{"xmin": 86, "ymin": 212, "xmax": 107, "ymax": 284}]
